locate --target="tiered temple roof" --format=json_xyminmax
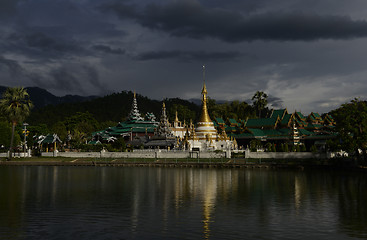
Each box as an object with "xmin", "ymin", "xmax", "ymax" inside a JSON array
[
  {"xmin": 92, "ymin": 93, "xmax": 158, "ymax": 142},
  {"xmin": 145, "ymin": 103, "xmax": 176, "ymax": 148},
  {"xmin": 213, "ymin": 109, "xmax": 336, "ymax": 147}
]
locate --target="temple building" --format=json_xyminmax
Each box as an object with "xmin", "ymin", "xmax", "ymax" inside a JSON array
[
  {"xmin": 92, "ymin": 92, "xmax": 158, "ymax": 145},
  {"xmin": 213, "ymin": 108, "xmax": 336, "ymax": 151},
  {"xmin": 184, "ymin": 82, "xmax": 233, "ymax": 151},
  {"xmin": 145, "ymin": 102, "xmax": 177, "ymax": 149},
  {"xmin": 170, "ymin": 111, "xmax": 188, "ymax": 139}
]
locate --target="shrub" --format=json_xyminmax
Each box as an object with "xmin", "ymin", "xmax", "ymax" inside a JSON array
[
  {"xmin": 284, "ymin": 144, "xmax": 289, "ymax": 152},
  {"xmin": 265, "ymin": 142, "xmax": 272, "ymax": 152},
  {"xmin": 296, "ymin": 145, "xmax": 300, "ymax": 152},
  {"xmin": 301, "ymin": 144, "xmax": 307, "ymax": 152},
  {"xmin": 250, "ymin": 139, "xmax": 261, "ymax": 152},
  {"xmin": 271, "ymin": 143, "xmax": 276, "ymax": 152},
  {"xmin": 310, "ymin": 145, "xmax": 318, "ymax": 153}
]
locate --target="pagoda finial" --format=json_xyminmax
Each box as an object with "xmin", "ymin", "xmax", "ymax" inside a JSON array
[
  {"xmin": 199, "ymin": 65, "xmax": 211, "ymax": 123},
  {"xmin": 175, "ymin": 110, "xmax": 179, "ymax": 122},
  {"xmin": 203, "ymin": 65, "xmax": 206, "ymax": 83},
  {"xmin": 134, "ymin": 90, "xmax": 136, "ymax": 98},
  {"xmin": 202, "ymin": 65, "xmax": 207, "ymax": 95}
]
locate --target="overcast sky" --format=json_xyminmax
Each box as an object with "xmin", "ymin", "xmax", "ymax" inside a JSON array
[{"xmin": 1, "ymin": 0, "xmax": 367, "ymax": 113}]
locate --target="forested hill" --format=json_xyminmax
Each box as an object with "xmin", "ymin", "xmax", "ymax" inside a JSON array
[
  {"xmin": 1, "ymin": 86, "xmax": 258, "ymax": 129},
  {"xmin": 26, "ymin": 90, "xmax": 202, "ymax": 127}
]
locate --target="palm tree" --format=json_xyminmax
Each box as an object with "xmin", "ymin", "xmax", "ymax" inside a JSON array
[
  {"xmin": 252, "ymin": 91, "xmax": 268, "ymax": 118},
  {"xmin": 0, "ymin": 87, "xmax": 33, "ymax": 160}
]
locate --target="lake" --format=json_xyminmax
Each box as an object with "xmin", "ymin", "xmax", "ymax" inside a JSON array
[{"xmin": 0, "ymin": 166, "xmax": 366, "ymax": 239}]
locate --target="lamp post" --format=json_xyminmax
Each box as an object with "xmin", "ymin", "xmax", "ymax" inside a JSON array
[{"xmin": 23, "ymin": 122, "xmax": 29, "ymax": 157}]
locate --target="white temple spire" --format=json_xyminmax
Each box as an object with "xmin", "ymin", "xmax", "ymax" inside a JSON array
[{"xmin": 128, "ymin": 91, "xmax": 144, "ymax": 122}]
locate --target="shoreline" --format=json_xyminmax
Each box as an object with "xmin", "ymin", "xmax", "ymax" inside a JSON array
[{"xmin": 0, "ymin": 157, "xmax": 365, "ymax": 171}]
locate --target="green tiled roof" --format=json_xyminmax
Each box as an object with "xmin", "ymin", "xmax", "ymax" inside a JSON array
[
  {"xmin": 248, "ymin": 128, "xmax": 266, "ymax": 137},
  {"xmin": 281, "ymin": 114, "xmax": 292, "ymax": 125},
  {"xmin": 307, "ymin": 123, "xmax": 323, "ymax": 129},
  {"xmin": 271, "ymin": 109, "xmax": 287, "ymax": 119},
  {"xmin": 215, "ymin": 117, "xmax": 225, "ymax": 124},
  {"xmin": 41, "ymin": 134, "xmax": 62, "ymax": 144},
  {"xmin": 262, "ymin": 129, "xmax": 283, "ymax": 136},
  {"xmin": 228, "ymin": 118, "xmax": 238, "ymax": 125},
  {"xmin": 245, "ymin": 118, "xmax": 278, "ymax": 128},
  {"xmin": 295, "ymin": 119, "xmax": 307, "ymax": 127},
  {"xmin": 313, "ymin": 112, "xmax": 321, "ymax": 119},
  {"xmin": 278, "ymin": 128, "xmax": 291, "ymax": 134},
  {"xmin": 298, "ymin": 129, "xmax": 314, "ymax": 136},
  {"xmin": 225, "ymin": 126, "xmax": 237, "ymax": 132},
  {"xmin": 98, "ymin": 119, "xmax": 158, "ymax": 137},
  {"xmin": 295, "ymin": 112, "xmax": 306, "ymax": 120}
]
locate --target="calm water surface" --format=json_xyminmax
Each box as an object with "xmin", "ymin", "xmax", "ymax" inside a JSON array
[{"xmin": 0, "ymin": 166, "xmax": 366, "ymax": 240}]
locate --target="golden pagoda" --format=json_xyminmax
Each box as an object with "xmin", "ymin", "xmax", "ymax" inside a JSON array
[
  {"xmin": 195, "ymin": 82, "xmax": 218, "ymax": 140},
  {"xmin": 186, "ymin": 66, "xmax": 232, "ymax": 152}
]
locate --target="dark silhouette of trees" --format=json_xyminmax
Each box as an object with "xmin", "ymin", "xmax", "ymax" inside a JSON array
[
  {"xmin": 0, "ymin": 87, "xmax": 33, "ymax": 160},
  {"xmin": 252, "ymin": 91, "xmax": 268, "ymax": 118}
]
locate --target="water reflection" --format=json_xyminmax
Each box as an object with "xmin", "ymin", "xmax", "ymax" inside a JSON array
[{"xmin": 0, "ymin": 166, "xmax": 367, "ymax": 239}]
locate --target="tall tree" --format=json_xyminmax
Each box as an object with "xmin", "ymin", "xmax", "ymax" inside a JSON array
[
  {"xmin": 0, "ymin": 87, "xmax": 33, "ymax": 160},
  {"xmin": 252, "ymin": 91, "xmax": 268, "ymax": 118},
  {"xmin": 330, "ymin": 99, "xmax": 367, "ymax": 163}
]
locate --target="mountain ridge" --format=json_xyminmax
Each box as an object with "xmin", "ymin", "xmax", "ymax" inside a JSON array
[{"xmin": 0, "ymin": 86, "xmax": 98, "ymax": 109}]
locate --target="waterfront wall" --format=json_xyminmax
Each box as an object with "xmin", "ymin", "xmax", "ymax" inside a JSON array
[
  {"xmin": 244, "ymin": 151, "xmax": 327, "ymax": 159},
  {"xmin": 0, "ymin": 151, "xmax": 31, "ymax": 158},
  {"xmin": 41, "ymin": 150, "xmax": 228, "ymax": 159},
  {"xmin": 39, "ymin": 150, "xmax": 326, "ymax": 159}
]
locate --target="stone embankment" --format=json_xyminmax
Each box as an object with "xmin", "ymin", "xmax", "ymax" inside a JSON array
[{"xmin": 0, "ymin": 159, "xmax": 302, "ymax": 169}]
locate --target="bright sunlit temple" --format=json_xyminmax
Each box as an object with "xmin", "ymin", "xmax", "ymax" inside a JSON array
[
  {"xmin": 183, "ymin": 81, "xmax": 233, "ymax": 151},
  {"xmin": 91, "ymin": 66, "xmax": 336, "ymax": 152},
  {"xmin": 91, "ymin": 75, "xmax": 235, "ymax": 151}
]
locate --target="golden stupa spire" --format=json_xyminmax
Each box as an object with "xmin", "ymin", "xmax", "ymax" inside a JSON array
[
  {"xmin": 175, "ymin": 110, "xmax": 179, "ymax": 122},
  {"xmin": 199, "ymin": 65, "xmax": 212, "ymax": 123}
]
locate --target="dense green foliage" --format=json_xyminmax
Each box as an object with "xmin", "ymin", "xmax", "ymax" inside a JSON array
[
  {"xmin": 0, "ymin": 119, "xmax": 21, "ymax": 151},
  {"xmin": 252, "ymin": 91, "xmax": 268, "ymax": 118},
  {"xmin": 329, "ymin": 99, "xmax": 367, "ymax": 161},
  {"xmin": 208, "ymin": 98, "xmax": 257, "ymax": 120},
  {"xmin": 0, "ymin": 87, "xmax": 33, "ymax": 159},
  {"xmin": 27, "ymin": 91, "xmax": 201, "ymax": 126}
]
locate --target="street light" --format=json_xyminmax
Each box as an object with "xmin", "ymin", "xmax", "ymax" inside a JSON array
[{"xmin": 23, "ymin": 122, "xmax": 29, "ymax": 157}]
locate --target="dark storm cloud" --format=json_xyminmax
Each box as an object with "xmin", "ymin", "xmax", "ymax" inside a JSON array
[
  {"xmin": 92, "ymin": 45, "xmax": 126, "ymax": 55},
  {"xmin": 135, "ymin": 50, "xmax": 242, "ymax": 61},
  {"xmin": 50, "ymin": 68, "xmax": 83, "ymax": 92},
  {"xmin": 103, "ymin": 1, "xmax": 367, "ymax": 42},
  {"xmin": 0, "ymin": 56, "xmax": 24, "ymax": 76},
  {"xmin": 34, "ymin": 64, "xmax": 107, "ymax": 95},
  {"xmin": 4, "ymin": 31, "xmax": 85, "ymax": 61},
  {"xmin": 267, "ymin": 96, "xmax": 284, "ymax": 109},
  {"xmin": 25, "ymin": 32, "xmax": 82, "ymax": 53},
  {"xmin": 0, "ymin": 0, "xmax": 20, "ymax": 20}
]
